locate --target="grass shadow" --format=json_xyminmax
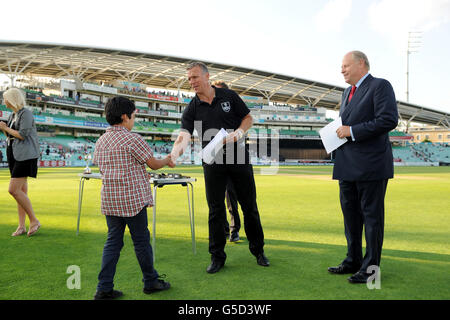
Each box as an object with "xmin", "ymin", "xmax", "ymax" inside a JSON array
[{"xmin": 0, "ymin": 224, "xmax": 448, "ymax": 300}]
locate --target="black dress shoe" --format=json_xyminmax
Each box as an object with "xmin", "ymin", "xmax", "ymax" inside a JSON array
[
  {"xmin": 143, "ymin": 276, "xmax": 171, "ymax": 294},
  {"xmin": 348, "ymin": 271, "xmax": 370, "ymax": 284},
  {"xmin": 206, "ymin": 260, "xmax": 225, "ymax": 273},
  {"xmin": 256, "ymin": 253, "xmax": 270, "ymax": 267},
  {"xmin": 94, "ymin": 289, "xmax": 123, "ymax": 300},
  {"xmin": 328, "ymin": 264, "xmax": 359, "ymax": 274},
  {"xmin": 230, "ymin": 231, "xmax": 240, "ymax": 242}
]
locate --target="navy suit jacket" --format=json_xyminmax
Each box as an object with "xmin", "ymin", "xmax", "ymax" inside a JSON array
[{"xmin": 332, "ymin": 74, "xmax": 398, "ymax": 181}]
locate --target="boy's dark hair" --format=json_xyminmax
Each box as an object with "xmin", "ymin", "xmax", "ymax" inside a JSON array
[
  {"xmin": 212, "ymin": 80, "xmax": 229, "ymax": 89},
  {"xmin": 105, "ymin": 96, "xmax": 136, "ymax": 125}
]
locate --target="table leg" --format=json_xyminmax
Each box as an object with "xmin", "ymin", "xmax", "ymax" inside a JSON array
[
  {"xmin": 187, "ymin": 182, "xmax": 196, "ymax": 254},
  {"xmin": 152, "ymin": 184, "xmax": 158, "ymax": 262},
  {"xmin": 76, "ymin": 177, "xmax": 85, "ymax": 236}
]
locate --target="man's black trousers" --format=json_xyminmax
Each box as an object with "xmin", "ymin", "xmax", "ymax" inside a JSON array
[
  {"xmin": 339, "ymin": 179, "xmax": 388, "ymax": 273},
  {"xmin": 225, "ymin": 178, "xmax": 241, "ymax": 234},
  {"xmin": 203, "ymin": 163, "xmax": 264, "ymax": 262}
]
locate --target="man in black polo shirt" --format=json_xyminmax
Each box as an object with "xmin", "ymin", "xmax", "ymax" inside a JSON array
[{"xmin": 170, "ymin": 62, "xmax": 269, "ymax": 273}]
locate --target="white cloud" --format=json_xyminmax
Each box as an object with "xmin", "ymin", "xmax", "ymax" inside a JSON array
[
  {"xmin": 314, "ymin": 0, "xmax": 353, "ymax": 32},
  {"xmin": 368, "ymin": 0, "xmax": 450, "ymax": 50}
]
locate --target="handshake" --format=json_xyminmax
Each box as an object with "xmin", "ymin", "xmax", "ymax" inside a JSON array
[
  {"xmin": 165, "ymin": 154, "xmax": 176, "ymax": 168},
  {"xmin": 147, "ymin": 154, "xmax": 176, "ymax": 170}
]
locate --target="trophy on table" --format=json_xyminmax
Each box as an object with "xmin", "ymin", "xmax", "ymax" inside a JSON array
[{"xmin": 83, "ymin": 153, "xmax": 92, "ymax": 174}]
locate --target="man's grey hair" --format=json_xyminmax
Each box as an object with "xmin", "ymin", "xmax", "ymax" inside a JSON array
[
  {"xmin": 187, "ymin": 61, "xmax": 209, "ymax": 74},
  {"xmin": 351, "ymin": 51, "xmax": 370, "ymax": 70}
]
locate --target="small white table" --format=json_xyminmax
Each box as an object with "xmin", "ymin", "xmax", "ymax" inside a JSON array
[{"xmin": 76, "ymin": 172, "xmax": 197, "ymax": 259}]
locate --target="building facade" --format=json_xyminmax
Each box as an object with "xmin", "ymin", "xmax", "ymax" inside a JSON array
[{"xmin": 409, "ymin": 126, "xmax": 450, "ymax": 143}]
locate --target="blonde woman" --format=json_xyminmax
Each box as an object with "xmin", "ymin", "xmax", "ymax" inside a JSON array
[{"xmin": 0, "ymin": 88, "xmax": 41, "ymax": 237}]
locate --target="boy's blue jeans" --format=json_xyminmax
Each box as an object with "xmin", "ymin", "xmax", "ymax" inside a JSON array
[{"xmin": 97, "ymin": 207, "xmax": 159, "ymax": 292}]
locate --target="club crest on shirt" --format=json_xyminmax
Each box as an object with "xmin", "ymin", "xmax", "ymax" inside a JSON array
[{"xmin": 221, "ymin": 101, "xmax": 231, "ymax": 112}]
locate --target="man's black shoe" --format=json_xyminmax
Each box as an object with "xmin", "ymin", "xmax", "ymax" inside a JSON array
[
  {"xmin": 348, "ymin": 271, "xmax": 370, "ymax": 284},
  {"xmin": 256, "ymin": 253, "xmax": 270, "ymax": 267},
  {"xmin": 206, "ymin": 260, "xmax": 225, "ymax": 273},
  {"xmin": 328, "ymin": 264, "xmax": 360, "ymax": 274},
  {"xmin": 94, "ymin": 289, "xmax": 123, "ymax": 300},
  {"xmin": 230, "ymin": 231, "xmax": 240, "ymax": 242},
  {"xmin": 143, "ymin": 276, "xmax": 171, "ymax": 294}
]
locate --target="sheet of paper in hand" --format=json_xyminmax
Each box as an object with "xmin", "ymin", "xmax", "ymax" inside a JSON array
[
  {"xmin": 319, "ymin": 117, "xmax": 348, "ymax": 154},
  {"xmin": 202, "ymin": 128, "xmax": 229, "ymax": 164}
]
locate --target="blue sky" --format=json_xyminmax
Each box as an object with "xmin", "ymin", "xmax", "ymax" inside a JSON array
[{"xmin": 1, "ymin": 0, "xmax": 449, "ymax": 113}]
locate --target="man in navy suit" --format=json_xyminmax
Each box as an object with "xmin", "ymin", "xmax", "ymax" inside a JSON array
[{"xmin": 328, "ymin": 51, "xmax": 398, "ymax": 284}]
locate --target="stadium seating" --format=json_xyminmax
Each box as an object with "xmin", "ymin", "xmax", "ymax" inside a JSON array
[
  {"xmin": 38, "ymin": 135, "xmax": 93, "ymax": 165},
  {"xmin": 392, "ymin": 146, "xmax": 426, "ymax": 163},
  {"xmin": 0, "ymin": 132, "xmax": 5, "ymax": 163},
  {"xmin": 3, "ymin": 128, "xmax": 450, "ymax": 166},
  {"xmin": 2, "ymin": 84, "xmax": 447, "ymax": 167},
  {"xmin": 412, "ymin": 143, "xmax": 450, "ymax": 163},
  {"xmin": 35, "ymin": 134, "xmax": 175, "ymax": 166},
  {"xmin": 86, "ymin": 116, "xmax": 108, "ymax": 124},
  {"xmin": 392, "ymin": 143, "xmax": 450, "ymax": 163}
]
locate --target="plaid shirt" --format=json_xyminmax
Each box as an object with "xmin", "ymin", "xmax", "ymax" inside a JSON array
[{"xmin": 94, "ymin": 125, "xmax": 154, "ymax": 217}]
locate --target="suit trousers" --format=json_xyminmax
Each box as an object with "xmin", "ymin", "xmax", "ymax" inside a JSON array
[
  {"xmin": 339, "ymin": 179, "xmax": 388, "ymax": 273},
  {"xmin": 203, "ymin": 163, "xmax": 264, "ymax": 262}
]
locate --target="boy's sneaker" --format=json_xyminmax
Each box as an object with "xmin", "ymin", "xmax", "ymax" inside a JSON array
[
  {"xmin": 143, "ymin": 275, "xmax": 171, "ymax": 294},
  {"xmin": 94, "ymin": 289, "xmax": 123, "ymax": 300}
]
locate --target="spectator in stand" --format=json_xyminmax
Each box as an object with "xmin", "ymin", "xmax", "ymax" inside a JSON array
[{"xmin": 0, "ymin": 88, "xmax": 41, "ymax": 237}]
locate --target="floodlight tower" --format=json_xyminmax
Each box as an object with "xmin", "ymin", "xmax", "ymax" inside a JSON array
[{"xmin": 406, "ymin": 31, "xmax": 422, "ymax": 103}]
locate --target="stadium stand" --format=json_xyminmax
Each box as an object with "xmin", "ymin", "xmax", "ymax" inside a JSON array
[
  {"xmin": 392, "ymin": 146, "xmax": 427, "ymax": 163},
  {"xmin": 412, "ymin": 143, "xmax": 450, "ymax": 163},
  {"xmin": 0, "ymin": 41, "xmax": 448, "ymax": 167},
  {"xmin": 2, "ymin": 83, "xmax": 449, "ymax": 167},
  {"xmin": 0, "ymin": 132, "xmax": 5, "ymax": 164}
]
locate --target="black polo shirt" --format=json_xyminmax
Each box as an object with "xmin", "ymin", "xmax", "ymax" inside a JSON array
[{"xmin": 181, "ymin": 86, "xmax": 250, "ymax": 149}]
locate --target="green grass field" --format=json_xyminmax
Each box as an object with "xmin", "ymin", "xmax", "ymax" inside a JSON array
[{"xmin": 0, "ymin": 165, "xmax": 449, "ymax": 300}]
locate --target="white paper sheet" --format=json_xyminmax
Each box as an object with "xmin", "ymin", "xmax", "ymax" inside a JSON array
[
  {"xmin": 319, "ymin": 117, "xmax": 348, "ymax": 154},
  {"xmin": 202, "ymin": 128, "xmax": 229, "ymax": 164}
]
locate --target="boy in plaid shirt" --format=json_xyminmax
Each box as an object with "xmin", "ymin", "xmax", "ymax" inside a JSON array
[{"xmin": 93, "ymin": 97, "xmax": 174, "ymax": 300}]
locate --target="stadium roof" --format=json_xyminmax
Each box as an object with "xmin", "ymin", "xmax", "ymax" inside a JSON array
[{"xmin": 0, "ymin": 41, "xmax": 448, "ymax": 127}]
